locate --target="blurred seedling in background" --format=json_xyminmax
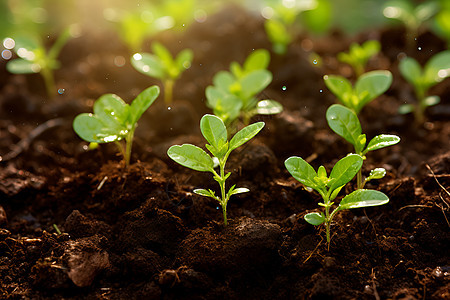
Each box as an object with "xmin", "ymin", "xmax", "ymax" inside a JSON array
[
  {"xmin": 5, "ymin": 27, "xmax": 76, "ymax": 99},
  {"xmin": 383, "ymin": 0, "xmax": 439, "ymax": 50},
  {"xmin": 167, "ymin": 114, "xmax": 265, "ymax": 226},
  {"xmin": 73, "ymin": 86, "xmax": 160, "ymax": 167},
  {"xmin": 432, "ymin": 1, "xmax": 450, "ymax": 47},
  {"xmin": 398, "ymin": 50, "xmax": 450, "ymax": 125},
  {"xmin": 323, "ymin": 70, "xmax": 392, "ymax": 114},
  {"xmin": 131, "ymin": 42, "xmax": 193, "ymax": 105},
  {"xmin": 206, "ymin": 49, "xmax": 282, "ymax": 130},
  {"xmin": 285, "ymin": 154, "xmax": 389, "ymax": 249},
  {"xmin": 337, "ymin": 40, "xmax": 381, "ymax": 77},
  {"xmin": 326, "ymin": 104, "xmax": 400, "ymax": 189}
]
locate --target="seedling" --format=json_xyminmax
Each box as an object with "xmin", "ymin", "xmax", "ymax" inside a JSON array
[
  {"xmin": 326, "ymin": 104, "xmax": 400, "ymax": 189},
  {"xmin": 206, "ymin": 49, "xmax": 282, "ymax": 128},
  {"xmin": 6, "ymin": 29, "xmax": 72, "ymax": 98},
  {"xmin": 337, "ymin": 40, "xmax": 381, "ymax": 77},
  {"xmin": 167, "ymin": 114, "xmax": 265, "ymax": 226},
  {"xmin": 433, "ymin": 5, "xmax": 450, "ymax": 47},
  {"xmin": 383, "ymin": 0, "xmax": 438, "ymax": 49},
  {"xmin": 285, "ymin": 154, "xmax": 389, "ymax": 248},
  {"xmin": 73, "ymin": 86, "xmax": 160, "ymax": 167},
  {"xmin": 398, "ymin": 50, "xmax": 450, "ymax": 124},
  {"xmin": 132, "ymin": 42, "xmax": 193, "ymax": 105},
  {"xmin": 323, "ymin": 70, "xmax": 392, "ymax": 114}
]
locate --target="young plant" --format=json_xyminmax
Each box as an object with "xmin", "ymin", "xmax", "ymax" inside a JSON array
[
  {"xmin": 337, "ymin": 40, "xmax": 381, "ymax": 77},
  {"xmin": 398, "ymin": 50, "xmax": 450, "ymax": 124},
  {"xmin": 326, "ymin": 104, "xmax": 400, "ymax": 189},
  {"xmin": 285, "ymin": 154, "xmax": 389, "ymax": 248},
  {"xmin": 73, "ymin": 86, "xmax": 160, "ymax": 167},
  {"xmin": 323, "ymin": 70, "xmax": 392, "ymax": 114},
  {"xmin": 131, "ymin": 42, "xmax": 193, "ymax": 105},
  {"xmin": 167, "ymin": 114, "xmax": 265, "ymax": 226},
  {"xmin": 206, "ymin": 49, "xmax": 282, "ymax": 128},
  {"xmin": 6, "ymin": 30, "xmax": 72, "ymax": 98}
]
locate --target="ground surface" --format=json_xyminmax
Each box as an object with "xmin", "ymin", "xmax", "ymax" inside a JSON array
[{"xmin": 0, "ymin": 5, "xmax": 449, "ymax": 300}]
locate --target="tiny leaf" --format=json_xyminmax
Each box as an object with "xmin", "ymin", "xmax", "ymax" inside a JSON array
[
  {"xmin": 339, "ymin": 189, "xmax": 389, "ymax": 210},
  {"xmin": 167, "ymin": 144, "xmax": 214, "ymax": 172},
  {"xmin": 129, "ymin": 85, "xmax": 160, "ymax": 124},
  {"xmin": 243, "ymin": 49, "xmax": 270, "ymax": 73},
  {"xmin": 256, "ymin": 100, "xmax": 283, "ymax": 115},
  {"xmin": 354, "ymin": 70, "xmax": 392, "ymax": 113},
  {"xmin": 6, "ymin": 59, "xmax": 36, "ymax": 74},
  {"xmin": 329, "ymin": 154, "xmax": 363, "ymax": 190},
  {"xmin": 229, "ymin": 121, "xmax": 265, "ymax": 152},
  {"xmin": 366, "ymin": 134, "xmax": 400, "ymax": 152},
  {"xmin": 131, "ymin": 53, "xmax": 166, "ymax": 79},
  {"xmin": 194, "ymin": 188, "xmax": 216, "ymax": 198},
  {"xmin": 399, "ymin": 57, "xmax": 422, "ymax": 86},
  {"xmin": 323, "ymin": 75, "xmax": 353, "ymax": 107},
  {"xmin": 326, "ymin": 104, "xmax": 362, "ymax": 146},
  {"xmin": 304, "ymin": 212, "xmax": 326, "ymax": 225},
  {"xmin": 285, "ymin": 156, "xmax": 318, "ymax": 190},
  {"xmin": 200, "ymin": 114, "xmax": 228, "ymax": 150},
  {"xmin": 229, "ymin": 187, "xmax": 250, "ymax": 196},
  {"xmin": 366, "ymin": 168, "xmax": 386, "ymax": 181}
]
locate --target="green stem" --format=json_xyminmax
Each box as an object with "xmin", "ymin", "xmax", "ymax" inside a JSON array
[
  {"xmin": 41, "ymin": 67, "xmax": 56, "ymax": 99},
  {"xmin": 357, "ymin": 169, "xmax": 362, "ymax": 190},
  {"xmin": 124, "ymin": 129, "xmax": 135, "ymax": 168},
  {"xmin": 219, "ymin": 162, "xmax": 228, "ymax": 226},
  {"xmin": 164, "ymin": 79, "xmax": 174, "ymax": 105}
]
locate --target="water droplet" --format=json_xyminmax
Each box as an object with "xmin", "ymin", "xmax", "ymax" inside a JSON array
[
  {"xmin": 282, "ymin": 86, "xmax": 287, "ymax": 91},
  {"xmin": 1, "ymin": 50, "xmax": 12, "ymax": 60},
  {"xmin": 216, "ymin": 206, "xmax": 220, "ymax": 210},
  {"xmin": 132, "ymin": 53, "xmax": 142, "ymax": 61},
  {"xmin": 3, "ymin": 37, "xmax": 15, "ymax": 49},
  {"xmin": 167, "ymin": 106, "xmax": 172, "ymax": 111},
  {"xmin": 319, "ymin": 89, "xmax": 323, "ymax": 93},
  {"xmin": 312, "ymin": 59, "xmax": 317, "ymax": 64},
  {"xmin": 57, "ymin": 88, "xmax": 65, "ymax": 95},
  {"xmin": 418, "ymin": 47, "xmax": 422, "ymax": 51}
]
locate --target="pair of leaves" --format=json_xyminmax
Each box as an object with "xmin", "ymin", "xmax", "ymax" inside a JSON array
[
  {"xmin": 383, "ymin": 0, "xmax": 439, "ymax": 29},
  {"xmin": 324, "ymin": 70, "xmax": 393, "ymax": 114},
  {"xmin": 326, "ymin": 104, "xmax": 400, "ymax": 156},
  {"xmin": 73, "ymin": 86, "xmax": 160, "ymax": 143},
  {"xmin": 264, "ymin": 19, "xmax": 292, "ymax": 55},
  {"xmin": 167, "ymin": 114, "xmax": 265, "ymax": 172},
  {"xmin": 399, "ymin": 50, "xmax": 450, "ymax": 97},
  {"xmin": 304, "ymin": 189, "xmax": 389, "ymax": 225},
  {"xmin": 337, "ymin": 40, "xmax": 381, "ymax": 76},
  {"xmin": 131, "ymin": 42, "xmax": 193, "ymax": 81},
  {"xmin": 230, "ymin": 49, "xmax": 270, "ymax": 79},
  {"xmin": 285, "ymin": 154, "xmax": 363, "ymax": 196}
]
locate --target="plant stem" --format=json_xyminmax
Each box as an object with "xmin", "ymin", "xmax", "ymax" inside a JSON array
[
  {"xmin": 41, "ymin": 67, "xmax": 56, "ymax": 99},
  {"xmin": 357, "ymin": 169, "xmax": 363, "ymax": 190},
  {"xmin": 219, "ymin": 162, "xmax": 228, "ymax": 226},
  {"xmin": 164, "ymin": 79, "xmax": 174, "ymax": 105},
  {"xmin": 124, "ymin": 130, "xmax": 135, "ymax": 167}
]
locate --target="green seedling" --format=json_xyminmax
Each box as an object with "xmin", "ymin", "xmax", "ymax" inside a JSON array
[
  {"xmin": 132, "ymin": 42, "xmax": 193, "ymax": 105},
  {"xmin": 337, "ymin": 40, "xmax": 381, "ymax": 77},
  {"xmin": 6, "ymin": 30, "xmax": 72, "ymax": 98},
  {"xmin": 326, "ymin": 104, "xmax": 400, "ymax": 189},
  {"xmin": 398, "ymin": 50, "xmax": 450, "ymax": 124},
  {"xmin": 433, "ymin": 3, "xmax": 450, "ymax": 47},
  {"xmin": 167, "ymin": 114, "xmax": 265, "ymax": 226},
  {"xmin": 323, "ymin": 70, "xmax": 392, "ymax": 114},
  {"xmin": 206, "ymin": 49, "xmax": 282, "ymax": 128},
  {"xmin": 285, "ymin": 154, "xmax": 389, "ymax": 248},
  {"xmin": 73, "ymin": 86, "xmax": 160, "ymax": 167},
  {"xmin": 383, "ymin": 0, "xmax": 439, "ymax": 49}
]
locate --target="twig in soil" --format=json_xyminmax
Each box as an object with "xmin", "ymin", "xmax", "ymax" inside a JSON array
[
  {"xmin": 0, "ymin": 118, "xmax": 65, "ymax": 162},
  {"xmin": 371, "ymin": 268, "xmax": 381, "ymax": 300},
  {"xmin": 426, "ymin": 164, "xmax": 450, "ymax": 203},
  {"xmin": 303, "ymin": 238, "xmax": 323, "ymax": 264},
  {"xmin": 97, "ymin": 176, "xmax": 108, "ymax": 190},
  {"xmin": 398, "ymin": 205, "xmax": 433, "ymax": 211},
  {"xmin": 53, "ymin": 224, "xmax": 62, "ymax": 235}
]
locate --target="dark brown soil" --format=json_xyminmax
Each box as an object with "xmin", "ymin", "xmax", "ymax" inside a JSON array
[{"xmin": 1, "ymin": 5, "xmax": 449, "ymax": 300}]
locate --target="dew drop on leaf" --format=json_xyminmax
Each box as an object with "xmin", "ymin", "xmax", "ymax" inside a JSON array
[{"xmin": 282, "ymin": 86, "xmax": 287, "ymax": 91}]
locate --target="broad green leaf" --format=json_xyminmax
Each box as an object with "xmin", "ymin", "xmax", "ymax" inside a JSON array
[
  {"xmin": 175, "ymin": 49, "xmax": 193, "ymax": 71},
  {"xmin": 355, "ymin": 70, "xmax": 392, "ymax": 113},
  {"xmin": 73, "ymin": 114, "xmax": 120, "ymax": 143},
  {"xmin": 399, "ymin": 57, "xmax": 422, "ymax": 85},
  {"xmin": 256, "ymin": 100, "xmax": 283, "ymax": 115},
  {"xmin": 129, "ymin": 85, "xmax": 160, "ymax": 124},
  {"xmin": 323, "ymin": 75, "xmax": 353, "ymax": 106},
  {"xmin": 424, "ymin": 50, "xmax": 450, "ymax": 85},
  {"xmin": 329, "ymin": 154, "xmax": 363, "ymax": 191},
  {"xmin": 167, "ymin": 144, "xmax": 214, "ymax": 172},
  {"xmin": 194, "ymin": 188, "xmax": 216, "ymax": 198},
  {"xmin": 240, "ymin": 70, "xmax": 272, "ymax": 99},
  {"xmin": 285, "ymin": 156, "xmax": 318, "ymax": 190},
  {"xmin": 326, "ymin": 104, "xmax": 362, "ymax": 146},
  {"xmin": 94, "ymin": 94, "xmax": 129, "ymax": 129},
  {"xmin": 304, "ymin": 212, "xmax": 325, "ymax": 225},
  {"xmin": 131, "ymin": 53, "xmax": 166, "ymax": 80},
  {"xmin": 6, "ymin": 59, "xmax": 36, "ymax": 74},
  {"xmin": 229, "ymin": 121, "xmax": 265, "ymax": 152},
  {"xmin": 243, "ymin": 49, "xmax": 270, "ymax": 73},
  {"xmin": 213, "ymin": 71, "xmax": 235, "ymax": 91},
  {"xmin": 366, "ymin": 134, "xmax": 400, "ymax": 152},
  {"xmin": 339, "ymin": 189, "xmax": 389, "ymax": 210},
  {"xmin": 200, "ymin": 114, "xmax": 228, "ymax": 150}
]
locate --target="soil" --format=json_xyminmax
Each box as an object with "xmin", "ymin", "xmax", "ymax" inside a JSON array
[{"xmin": 1, "ymin": 5, "xmax": 449, "ymax": 300}]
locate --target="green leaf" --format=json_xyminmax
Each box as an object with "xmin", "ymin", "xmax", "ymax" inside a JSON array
[
  {"xmin": 423, "ymin": 95, "xmax": 440, "ymax": 107},
  {"xmin": 366, "ymin": 134, "xmax": 400, "ymax": 152},
  {"xmin": 200, "ymin": 114, "xmax": 228, "ymax": 150},
  {"xmin": 424, "ymin": 50, "xmax": 450, "ymax": 85},
  {"xmin": 264, "ymin": 19, "xmax": 291, "ymax": 55},
  {"xmin": 206, "ymin": 87, "xmax": 242, "ymax": 125},
  {"xmin": 167, "ymin": 144, "xmax": 214, "ymax": 172},
  {"xmin": 354, "ymin": 70, "xmax": 392, "ymax": 113},
  {"xmin": 304, "ymin": 212, "xmax": 326, "ymax": 225},
  {"xmin": 256, "ymin": 100, "xmax": 283, "ymax": 115},
  {"xmin": 240, "ymin": 70, "xmax": 272, "ymax": 99},
  {"xmin": 194, "ymin": 188, "xmax": 216, "ymax": 198},
  {"xmin": 73, "ymin": 114, "xmax": 120, "ymax": 143},
  {"xmin": 329, "ymin": 154, "xmax": 363, "ymax": 191},
  {"xmin": 152, "ymin": 42, "xmax": 174, "ymax": 67},
  {"xmin": 398, "ymin": 104, "xmax": 415, "ymax": 114},
  {"xmin": 94, "ymin": 94, "xmax": 129, "ymax": 130},
  {"xmin": 399, "ymin": 57, "xmax": 422, "ymax": 85},
  {"xmin": 285, "ymin": 156, "xmax": 319, "ymax": 190},
  {"xmin": 228, "ymin": 186, "xmax": 250, "ymax": 196},
  {"xmin": 6, "ymin": 59, "xmax": 37, "ymax": 74},
  {"xmin": 323, "ymin": 75, "xmax": 353, "ymax": 106},
  {"xmin": 129, "ymin": 85, "xmax": 160, "ymax": 124},
  {"xmin": 366, "ymin": 168, "xmax": 386, "ymax": 181},
  {"xmin": 326, "ymin": 104, "xmax": 362, "ymax": 146},
  {"xmin": 229, "ymin": 121, "xmax": 265, "ymax": 152},
  {"xmin": 131, "ymin": 53, "xmax": 166, "ymax": 80},
  {"xmin": 339, "ymin": 189, "xmax": 389, "ymax": 210},
  {"xmin": 175, "ymin": 48, "xmax": 193, "ymax": 71},
  {"xmin": 213, "ymin": 71, "xmax": 235, "ymax": 91},
  {"xmin": 243, "ymin": 49, "xmax": 270, "ymax": 73}
]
